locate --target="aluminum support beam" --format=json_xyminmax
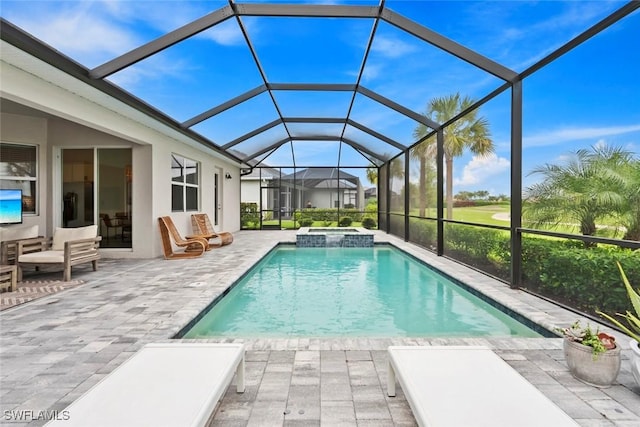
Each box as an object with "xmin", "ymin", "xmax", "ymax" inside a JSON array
[
  {"xmin": 90, "ymin": 5, "xmax": 234, "ymax": 79},
  {"xmin": 230, "ymin": 1, "xmax": 295, "ymax": 166},
  {"xmin": 340, "ymin": 0, "xmax": 384, "ymax": 145},
  {"xmin": 268, "ymin": 83, "xmax": 356, "ymax": 91},
  {"xmin": 234, "ymin": 3, "xmax": 379, "ymax": 18},
  {"xmin": 520, "ymin": 1, "xmax": 640, "ymax": 80},
  {"xmin": 404, "ymin": 149, "xmax": 410, "ymax": 241},
  {"xmin": 283, "ymin": 117, "xmax": 346, "ymax": 124},
  {"xmin": 290, "ymin": 135, "xmax": 341, "ymax": 141},
  {"xmin": 357, "ymin": 86, "xmax": 439, "ymax": 129},
  {"xmin": 381, "ymin": 9, "xmax": 517, "ymax": 82},
  {"xmin": 510, "ymin": 81, "xmax": 523, "ymax": 288},
  {"xmin": 182, "ymin": 85, "xmax": 267, "ymax": 128},
  {"xmin": 242, "ymin": 137, "xmax": 290, "ymax": 162},
  {"xmin": 347, "ymin": 119, "xmax": 405, "ymax": 151},
  {"xmin": 436, "ymin": 129, "xmax": 444, "ymax": 256},
  {"xmin": 342, "ymin": 137, "xmax": 388, "ymax": 162},
  {"xmin": 222, "ymin": 119, "xmax": 283, "ymax": 149}
]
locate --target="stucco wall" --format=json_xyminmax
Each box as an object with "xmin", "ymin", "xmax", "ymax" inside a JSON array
[
  {"xmin": 0, "ymin": 112, "xmax": 48, "ymax": 236},
  {"xmin": 1, "ymin": 44, "xmax": 241, "ymax": 259}
]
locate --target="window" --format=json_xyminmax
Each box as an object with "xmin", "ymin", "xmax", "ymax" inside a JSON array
[
  {"xmin": 0, "ymin": 143, "xmax": 38, "ymax": 214},
  {"xmin": 171, "ymin": 154, "xmax": 199, "ymax": 212}
]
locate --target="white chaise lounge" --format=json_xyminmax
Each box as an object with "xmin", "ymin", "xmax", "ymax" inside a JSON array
[
  {"xmin": 387, "ymin": 346, "xmax": 579, "ymax": 427},
  {"xmin": 45, "ymin": 343, "xmax": 245, "ymax": 427}
]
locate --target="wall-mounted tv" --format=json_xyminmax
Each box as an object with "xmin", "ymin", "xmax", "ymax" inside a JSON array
[{"xmin": 0, "ymin": 189, "xmax": 23, "ymax": 225}]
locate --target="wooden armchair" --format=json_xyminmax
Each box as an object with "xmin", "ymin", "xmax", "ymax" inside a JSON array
[
  {"xmin": 191, "ymin": 213, "xmax": 233, "ymax": 248},
  {"xmin": 0, "ymin": 224, "xmax": 40, "ymax": 265},
  {"xmin": 17, "ymin": 225, "xmax": 101, "ymax": 282},
  {"xmin": 158, "ymin": 216, "xmax": 208, "ymax": 259}
]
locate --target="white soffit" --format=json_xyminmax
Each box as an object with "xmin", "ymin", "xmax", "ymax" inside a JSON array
[{"xmin": 0, "ymin": 41, "xmax": 239, "ymax": 165}]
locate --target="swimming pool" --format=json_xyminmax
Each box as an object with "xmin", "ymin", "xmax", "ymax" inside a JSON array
[{"xmin": 180, "ymin": 245, "xmax": 546, "ymax": 338}]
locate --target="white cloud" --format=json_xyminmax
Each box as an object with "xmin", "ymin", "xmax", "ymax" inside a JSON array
[
  {"xmin": 454, "ymin": 154, "xmax": 510, "ymax": 187},
  {"xmin": 23, "ymin": 11, "xmax": 139, "ymax": 66},
  {"xmin": 523, "ymin": 124, "xmax": 640, "ymax": 148},
  {"xmin": 199, "ymin": 17, "xmax": 247, "ymax": 46},
  {"xmin": 371, "ymin": 35, "xmax": 417, "ymax": 59}
]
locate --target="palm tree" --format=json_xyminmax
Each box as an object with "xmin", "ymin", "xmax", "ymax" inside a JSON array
[
  {"xmin": 524, "ymin": 144, "xmax": 637, "ymax": 245},
  {"xmin": 413, "ymin": 93, "xmax": 493, "ymax": 219},
  {"xmin": 410, "ymin": 141, "xmax": 436, "ymax": 217},
  {"xmin": 366, "ymin": 166, "xmax": 378, "ymax": 185},
  {"xmin": 620, "ymin": 162, "xmax": 640, "ymax": 241},
  {"xmin": 597, "ymin": 148, "xmax": 640, "ymax": 241}
]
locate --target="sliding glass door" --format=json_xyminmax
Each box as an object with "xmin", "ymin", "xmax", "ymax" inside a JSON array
[{"xmin": 61, "ymin": 148, "xmax": 132, "ymax": 248}]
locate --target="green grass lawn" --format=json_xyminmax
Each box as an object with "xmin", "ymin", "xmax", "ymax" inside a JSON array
[{"xmin": 252, "ymin": 203, "xmax": 623, "ymax": 238}]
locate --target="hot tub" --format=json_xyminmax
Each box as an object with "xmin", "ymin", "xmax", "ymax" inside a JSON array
[{"xmin": 296, "ymin": 227, "xmax": 374, "ymax": 247}]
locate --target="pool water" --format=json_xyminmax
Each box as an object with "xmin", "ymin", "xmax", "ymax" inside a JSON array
[{"xmin": 182, "ymin": 245, "xmax": 543, "ymax": 338}]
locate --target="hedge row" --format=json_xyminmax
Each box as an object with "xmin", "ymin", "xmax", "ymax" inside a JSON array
[
  {"xmin": 406, "ymin": 219, "xmax": 640, "ymax": 316},
  {"xmin": 295, "ymin": 208, "xmax": 370, "ymax": 223}
]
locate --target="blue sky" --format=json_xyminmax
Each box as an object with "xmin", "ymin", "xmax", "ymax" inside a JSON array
[{"xmin": 2, "ymin": 0, "xmax": 639, "ymax": 195}]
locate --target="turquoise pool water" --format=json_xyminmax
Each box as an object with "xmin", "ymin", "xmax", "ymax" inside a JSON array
[{"xmin": 182, "ymin": 245, "xmax": 543, "ymax": 338}]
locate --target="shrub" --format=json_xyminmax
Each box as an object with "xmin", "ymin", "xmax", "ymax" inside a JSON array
[
  {"xmin": 531, "ymin": 246, "xmax": 640, "ymax": 315},
  {"xmin": 409, "ymin": 218, "xmax": 437, "ymax": 249},
  {"xmin": 362, "ymin": 217, "xmax": 377, "ymax": 229},
  {"xmin": 240, "ymin": 202, "xmax": 259, "ymax": 228},
  {"xmin": 299, "ymin": 218, "xmax": 314, "ymax": 227},
  {"xmin": 338, "ymin": 216, "xmax": 353, "ymax": 227}
]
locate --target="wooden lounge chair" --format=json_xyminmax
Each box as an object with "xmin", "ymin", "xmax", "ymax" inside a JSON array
[
  {"xmin": 158, "ymin": 216, "xmax": 208, "ymax": 259},
  {"xmin": 17, "ymin": 225, "xmax": 101, "ymax": 282},
  {"xmin": 45, "ymin": 342, "xmax": 245, "ymax": 427},
  {"xmin": 191, "ymin": 213, "xmax": 233, "ymax": 248},
  {"xmin": 387, "ymin": 346, "xmax": 579, "ymax": 427}
]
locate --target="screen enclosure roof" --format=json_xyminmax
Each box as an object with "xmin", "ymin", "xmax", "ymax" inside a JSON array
[{"xmin": 1, "ymin": 0, "xmax": 637, "ymax": 170}]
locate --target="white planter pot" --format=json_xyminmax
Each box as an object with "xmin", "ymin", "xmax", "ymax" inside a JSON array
[
  {"xmin": 630, "ymin": 339, "xmax": 640, "ymax": 387},
  {"xmin": 563, "ymin": 339, "xmax": 621, "ymax": 387}
]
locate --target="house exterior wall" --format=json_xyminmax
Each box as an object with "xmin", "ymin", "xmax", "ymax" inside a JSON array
[
  {"xmin": 1, "ymin": 42, "xmax": 240, "ymax": 259},
  {"xmin": 0, "ymin": 112, "xmax": 49, "ymax": 236},
  {"xmin": 241, "ymin": 179, "xmax": 261, "ymax": 207}
]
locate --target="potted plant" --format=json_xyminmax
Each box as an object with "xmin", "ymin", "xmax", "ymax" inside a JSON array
[
  {"xmin": 558, "ymin": 321, "xmax": 621, "ymax": 387},
  {"xmin": 597, "ymin": 262, "xmax": 640, "ymax": 388}
]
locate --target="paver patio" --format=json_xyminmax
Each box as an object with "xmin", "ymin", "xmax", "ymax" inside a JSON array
[{"xmin": 0, "ymin": 230, "xmax": 638, "ymax": 426}]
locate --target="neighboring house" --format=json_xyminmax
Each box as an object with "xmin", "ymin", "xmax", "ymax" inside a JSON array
[
  {"xmin": 365, "ymin": 187, "xmax": 377, "ymax": 200},
  {"xmin": 239, "ymin": 166, "xmax": 281, "ymax": 213},
  {"xmin": 241, "ymin": 167, "xmax": 365, "ymax": 221},
  {"xmin": 283, "ymin": 168, "xmax": 364, "ymax": 210},
  {"xmin": 1, "ymin": 34, "xmax": 241, "ymax": 259}
]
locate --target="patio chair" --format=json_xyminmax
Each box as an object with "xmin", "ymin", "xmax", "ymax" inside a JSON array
[
  {"xmin": 17, "ymin": 225, "xmax": 101, "ymax": 282},
  {"xmin": 191, "ymin": 213, "xmax": 233, "ymax": 248},
  {"xmin": 387, "ymin": 346, "xmax": 579, "ymax": 427},
  {"xmin": 44, "ymin": 342, "xmax": 245, "ymax": 427},
  {"xmin": 0, "ymin": 224, "xmax": 40, "ymax": 265},
  {"xmin": 99, "ymin": 213, "xmax": 122, "ymax": 241},
  {"xmin": 158, "ymin": 216, "xmax": 208, "ymax": 259}
]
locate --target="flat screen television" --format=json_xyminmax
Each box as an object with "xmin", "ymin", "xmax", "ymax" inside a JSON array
[{"xmin": 0, "ymin": 189, "xmax": 23, "ymax": 225}]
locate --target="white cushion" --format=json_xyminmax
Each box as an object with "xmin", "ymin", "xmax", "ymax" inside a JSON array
[
  {"xmin": 0, "ymin": 224, "xmax": 38, "ymax": 242},
  {"xmin": 45, "ymin": 343, "xmax": 245, "ymax": 427},
  {"xmin": 52, "ymin": 225, "xmax": 97, "ymax": 251},
  {"xmin": 19, "ymin": 250, "xmax": 64, "ymax": 264},
  {"xmin": 387, "ymin": 346, "xmax": 579, "ymax": 427}
]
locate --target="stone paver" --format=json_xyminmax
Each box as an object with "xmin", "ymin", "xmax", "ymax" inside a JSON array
[{"xmin": 0, "ymin": 230, "xmax": 638, "ymax": 426}]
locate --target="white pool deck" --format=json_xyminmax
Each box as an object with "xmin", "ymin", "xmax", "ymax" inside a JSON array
[{"xmin": 0, "ymin": 230, "xmax": 638, "ymax": 426}]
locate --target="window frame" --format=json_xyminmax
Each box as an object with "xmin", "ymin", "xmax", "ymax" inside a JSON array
[
  {"xmin": 0, "ymin": 142, "xmax": 38, "ymax": 215},
  {"xmin": 171, "ymin": 154, "xmax": 200, "ymax": 212}
]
